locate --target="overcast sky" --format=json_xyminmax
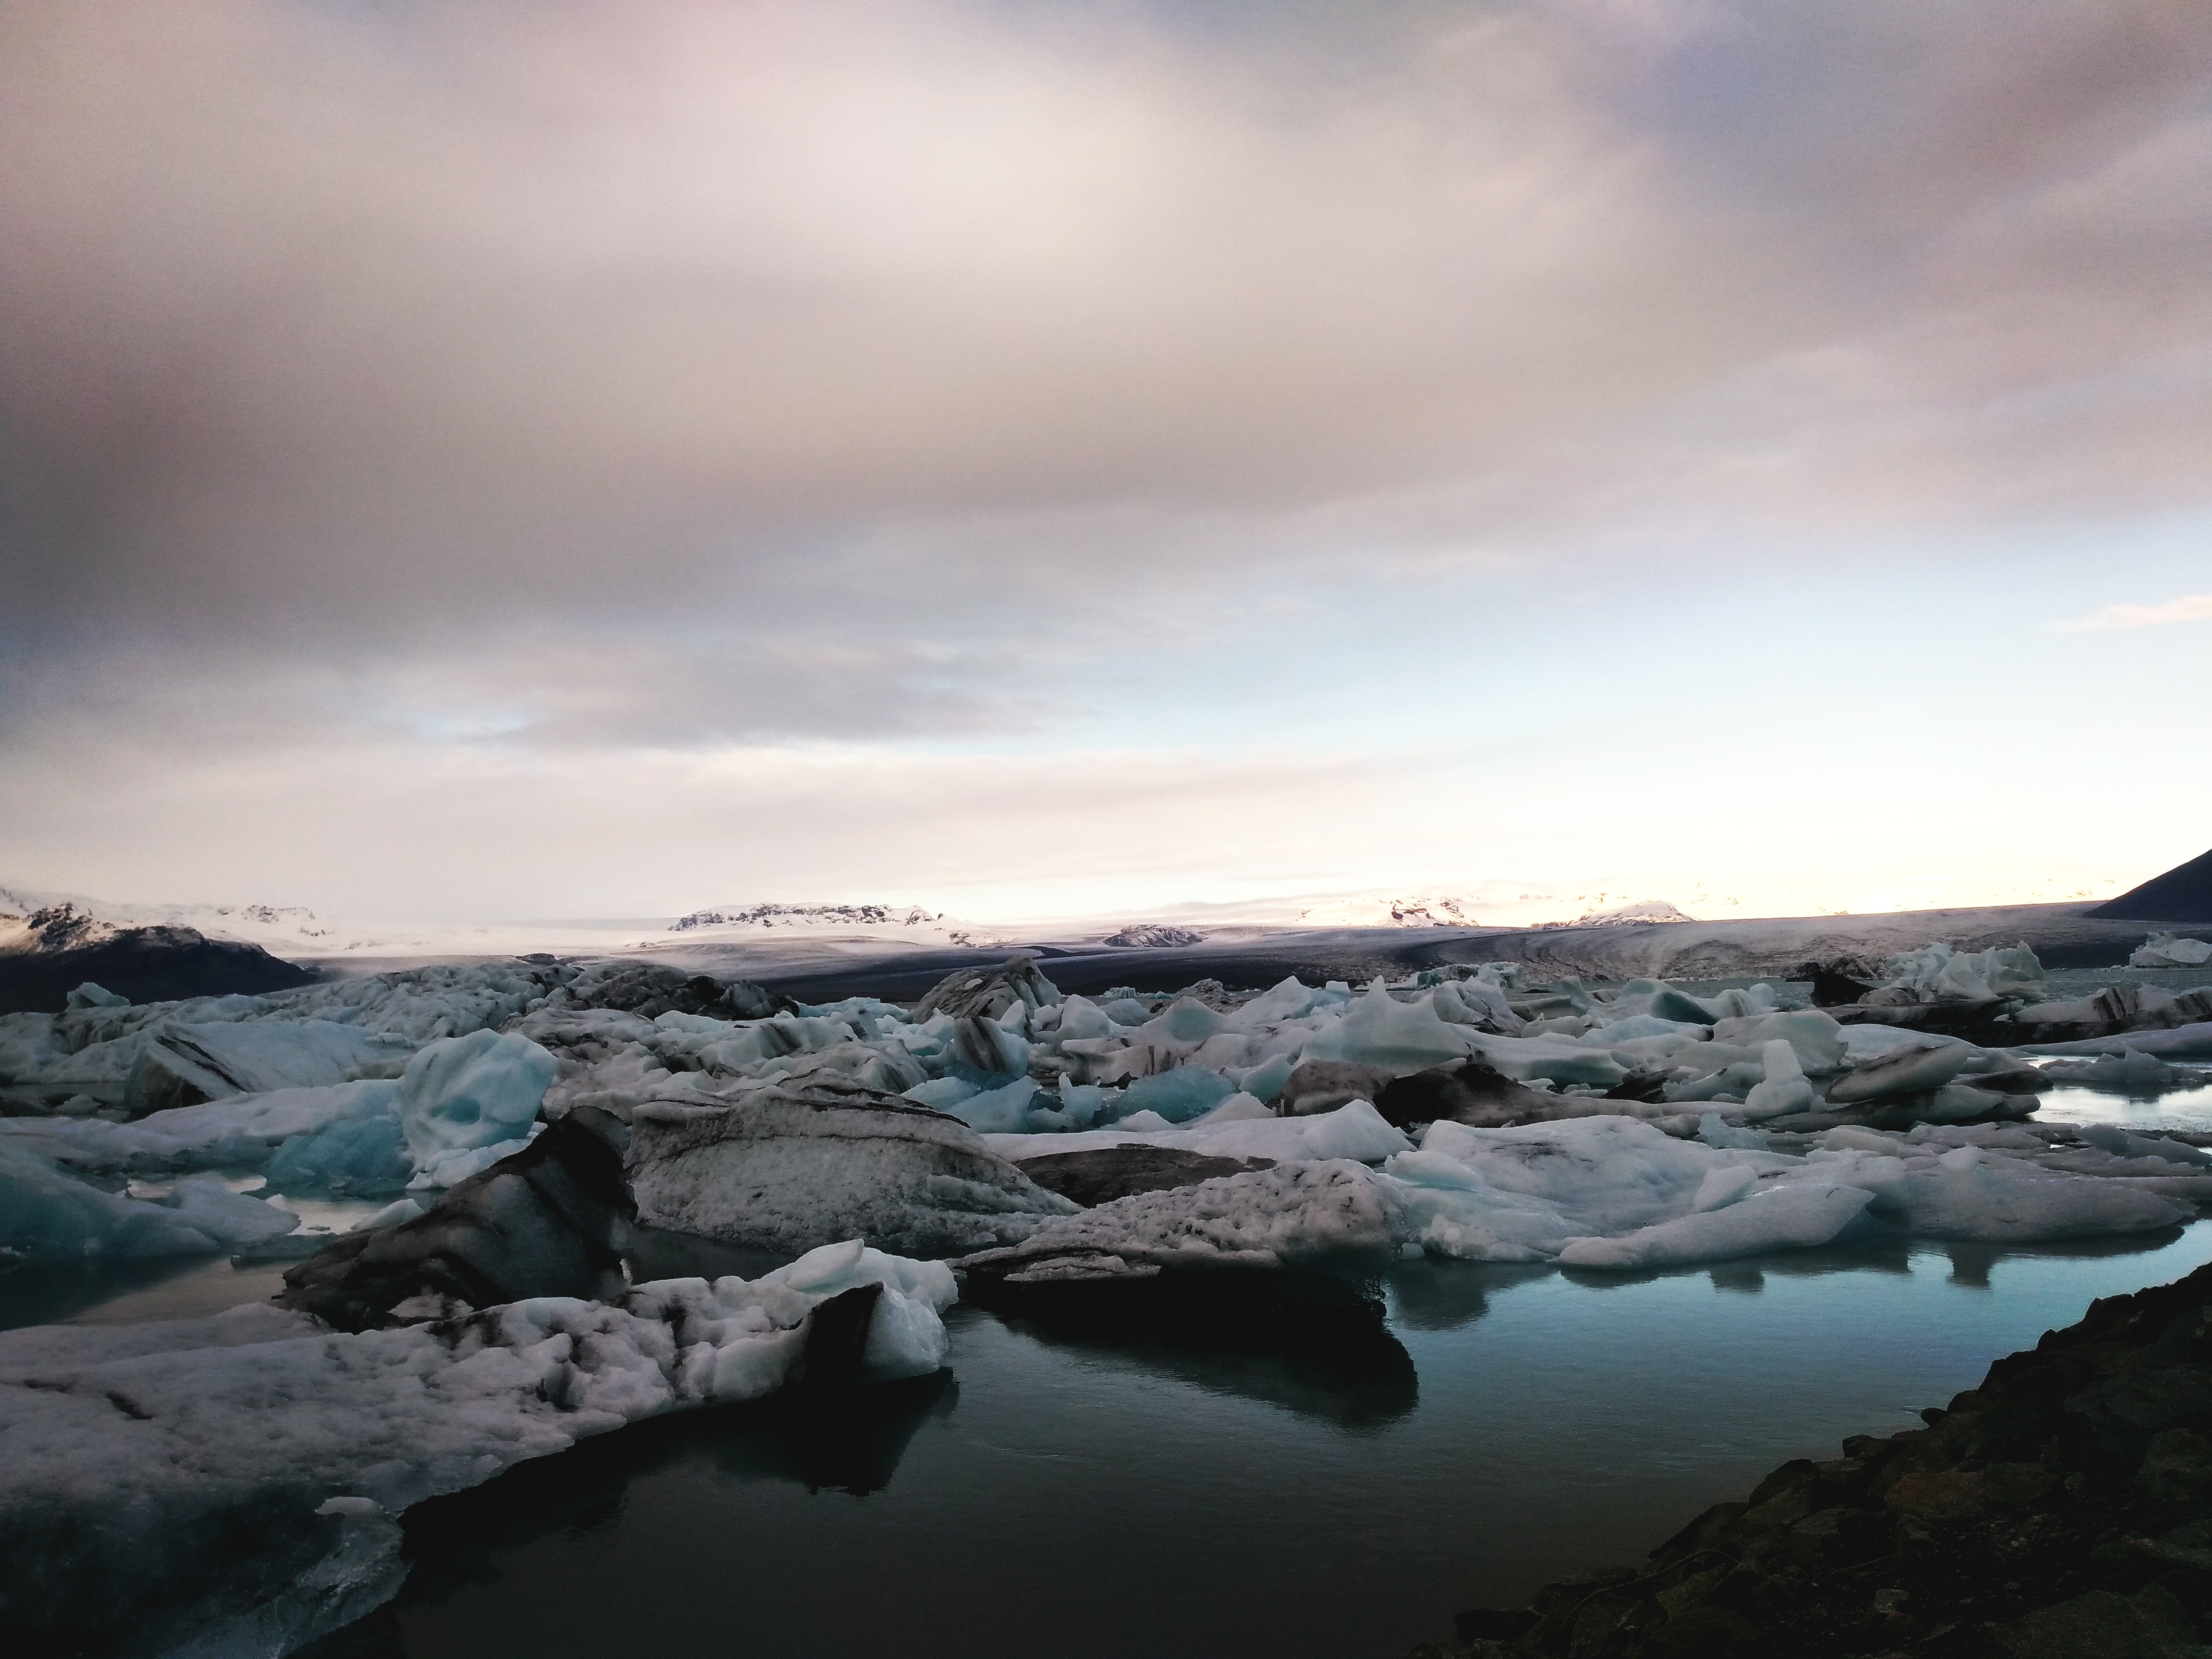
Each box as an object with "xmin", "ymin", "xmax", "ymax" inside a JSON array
[{"xmin": 3, "ymin": 0, "xmax": 2208, "ymax": 924}]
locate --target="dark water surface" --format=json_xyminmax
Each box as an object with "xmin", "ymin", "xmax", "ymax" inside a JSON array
[{"xmin": 275, "ymin": 1223, "xmax": 2212, "ymax": 1659}]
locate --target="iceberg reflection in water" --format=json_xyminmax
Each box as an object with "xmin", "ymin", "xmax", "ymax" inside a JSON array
[{"xmin": 293, "ymin": 1225, "xmax": 2212, "ymax": 1659}]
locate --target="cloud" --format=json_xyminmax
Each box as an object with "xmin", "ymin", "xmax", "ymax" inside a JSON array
[
  {"xmin": 3, "ymin": 0, "xmax": 2210, "ymax": 913},
  {"xmin": 2056, "ymin": 592, "xmax": 2212, "ymax": 631}
]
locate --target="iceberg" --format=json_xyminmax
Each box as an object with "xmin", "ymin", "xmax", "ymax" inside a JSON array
[
  {"xmin": 2130, "ymin": 932, "xmax": 2212, "ymax": 969},
  {"xmin": 0, "ymin": 1239, "xmax": 955, "ymax": 1656},
  {"xmin": 626, "ymin": 1081, "xmax": 1078, "ymax": 1255},
  {"xmin": 396, "ymin": 1029, "xmax": 559, "ymax": 1169},
  {"xmin": 0, "ymin": 1142, "xmax": 299, "ymax": 1260}
]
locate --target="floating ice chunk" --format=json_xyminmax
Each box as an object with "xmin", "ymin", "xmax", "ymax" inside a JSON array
[
  {"xmin": 1114, "ymin": 1109, "xmax": 1175, "ymax": 1131},
  {"xmin": 0, "ymin": 1078, "xmax": 405, "ymax": 1187},
  {"xmin": 351, "ymin": 1197, "xmax": 428, "ymax": 1231},
  {"xmin": 1025, "ymin": 1080, "xmax": 1111, "ymax": 1132},
  {"xmin": 2041, "ymin": 1049, "xmax": 2188, "ymax": 1093},
  {"xmin": 2026, "ymin": 1021, "xmax": 2212, "ymax": 1058},
  {"xmin": 1827, "ymin": 1040, "xmax": 1973, "ymax": 1104},
  {"xmin": 120, "ymin": 1020, "xmax": 419, "ymax": 1117},
  {"xmin": 1231, "ymin": 1052, "xmax": 1296, "ymax": 1103},
  {"xmin": 407, "ymin": 1126, "xmax": 545, "ymax": 1191},
  {"xmin": 941, "ymin": 1076, "xmax": 1040, "ymax": 1134},
  {"xmin": 1227, "ymin": 976, "xmax": 1322, "ymax": 1029},
  {"xmin": 1382, "ymin": 1169, "xmax": 1573, "ymax": 1262},
  {"xmin": 983, "ymin": 1100, "xmax": 1411, "ymax": 1167},
  {"xmin": 1113, "ymin": 1066, "xmax": 1234, "ymax": 1125},
  {"xmin": 1689, "ymin": 1164, "xmax": 1761, "ymax": 1212},
  {"xmin": 266, "ymin": 1106, "xmax": 413, "ymax": 1196},
  {"xmin": 1916, "ymin": 1083, "xmax": 2020, "ymax": 1124},
  {"xmin": 1132, "ymin": 998, "xmax": 1235, "ymax": 1046},
  {"xmin": 1840, "ymin": 1024, "xmax": 1971, "ymax": 1063},
  {"xmin": 0, "ymin": 1245, "xmax": 956, "ymax": 1653},
  {"xmin": 1417, "ymin": 1116, "xmax": 1776, "ymax": 1236},
  {"xmin": 1874, "ymin": 941, "xmax": 2045, "ymax": 1004},
  {"xmin": 1712, "ymin": 1010, "xmax": 1848, "ymax": 1074},
  {"xmin": 628, "ymin": 1087, "xmax": 1075, "ymax": 1256},
  {"xmin": 66, "ymin": 982, "xmax": 130, "ymax": 1010},
  {"xmin": 1646, "ymin": 984, "xmax": 1723, "ymax": 1023},
  {"xmin": 395, "ymin": 1030, "xmax": 557, "ymax": 1169},
  {"xmin": 1699, "ymin": 1112, "xmax": 1771, "ymax": 1151},
  {"xmin": 1430, "ymin": 975, "xmax": 1524, "ymax": 1033},
  {"xmin": 1464, "ymin": 1033, "xmax": 1628, "ymax": 1089},
  {"xmin": 2130, "ymin": 933, "xmax": 2212, "ymax": 969},
  {"xmin": 1741, "ymin": 1040, "xmax": 1817, "ymax": 1120},
  {"xmin": 1556, "ymin": 1183, "xmax": 1875, "ymax": 1270},
  {"xmin": 902, "ymin": 1076, "xmax": 981, "ymax": 1110},
  {"xmin": 1808, "ymin": 1145, "xmax": 2193, "ymax": 1239},
  {"xmin": 1188, "ymin": 1091, "xmax": 1272, "ymax": 1127},
  {"xmin": 2079, "ymin": 1124, "xmax": 2212, "ymax": 1166},
  {"xmin": 957, "ymin": 1159, "xmax": 1404, "ymax": 1280},
  {"xmin": 1100, "ymin": 998, "xmax": 1152, "ymax": 1026},
  {"xmin": 757, "ymin": 1238, "xmax": 957, "ymax": 1379},
  {"xmin": 653, "ymin": 1010, "xmax": 734, "ymax": 1036},
  {"xmin": 1053, "ymin": 996, "xmax": 1118, "ymax": 1042},
  {"xmin": 0, "ymin": 1143, "xmax": 229, "ymax": 1259},
  {"xmin": 154, "ymin": 1176, "xmax": 302, "ymax": 1248},
  {"xmin": 1299, "ymin": 983, "xmax": 1472, "ymax": 1072},
  {"xmin": 1581, "ymin": 1014, "xmax": 1704, "ymax": 1046}
]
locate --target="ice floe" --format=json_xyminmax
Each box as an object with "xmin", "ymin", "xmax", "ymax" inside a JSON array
[
  {"xmin": 2130, "ymin": 932, "xmax": 2212, "ymax": 969},
  {"xmin": 0, "ymin": 1238, "xmax": 956, "ymax": 1653}
]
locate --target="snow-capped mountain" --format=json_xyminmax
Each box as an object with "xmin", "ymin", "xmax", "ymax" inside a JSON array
[
  {"xmin": 0, "ymin": 885, "xmax": 336, "ymax": 949},
  {"xmin": 669, "ymin": 903, "xmax": 944, "ymax": 932},
  {"xmin": 661, "ymin": 903, "xmax": 1019, "ymax": 950},
  {"xmin": 1291, "ymin": 895, "xmax": 1483, "ymax": 929},
  {"xmin": 1531, "ymin": 900, "xmax": 1698, "ymax": 930}
]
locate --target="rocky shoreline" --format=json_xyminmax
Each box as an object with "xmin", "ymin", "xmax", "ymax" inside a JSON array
[{"xmin": 1414, "ymin": 1261, "xmax": 2212, "ymax": 1659}]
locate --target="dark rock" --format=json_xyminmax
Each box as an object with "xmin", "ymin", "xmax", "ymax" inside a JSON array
[
  {"xmin": 625, "ymin": 1080, "xmax": 1075, "ymax": 1256},
  {"xmin": 275, "ymin": 1107, "xmax": 635, "ymax": 1332},
  {"xmin": 1412, "ymin": 1260, "xmax": 2212, "ymax": 1658},
  {"xmin": 910, "ymin": 953, "xmax": 1062, "ymax": 1022},
  {"xmin": 1280, "ymin": 1058, "xmax": 1398, "ymax": 1118},
  {"xmin": 1990, "ymin": 1585, "xmax": 2202, "ymax": 1658},
  {"xmin": 1455, "ymin": 1609, "xmax": 1538, "ymax": 1642},
  {"xmin": 1016, "ymin": 1145, "xmax": 1275, "ymax": 1207},
  {"xmin": 1103, "ymin": 924, "xmax": 1205, "ymax": 949},
  {"xmin": 550, "ymin": 963, "xmax": 790, "ymax": 1022},
  {"xmin": 1795, "ymin": 960, "xmax": 1877, "ymax": 1008},
  {"xmin": 0, "ymin": 905, "xmax": 315, "ymax": 1016},
  {"xmin": 798, "ymin": 1282, "xmax": 884, "ymax": 1389},
  {"xmin": 1969, "ymin": 1066, "xmax": 2055, "ymax": 1095},
  {"xmin": 2092, "ymin": 847, "xmax": 2212, "ymax": 924},
  {"xmin": 1604, "ymin": 1068, "xmax": 1672, "ymax": 1104},
  {"xmin": 1373, "ymin": 1059, "xmax": 1602, "ymax": 1128}
]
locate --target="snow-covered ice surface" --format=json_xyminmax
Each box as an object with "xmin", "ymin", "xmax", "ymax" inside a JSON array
[
  {"xmin": 5, "ymin": 941, "xmax": 2209, "ymax": 1273},
  {"xmin": 0, "ymin": 1239, "xmax": 956, "ymax": 1654}
]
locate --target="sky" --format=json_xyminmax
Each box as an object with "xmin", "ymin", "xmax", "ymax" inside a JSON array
[{"xmin": 2, "ymin": 0, "xmax": 2209, "ymax": 926}]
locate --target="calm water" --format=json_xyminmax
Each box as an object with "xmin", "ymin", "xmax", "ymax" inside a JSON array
[
  {"xmin": 11, "ymin": 1064, "xmax": 2210, "ymax": 1658},
  {"xmin": 262, "ymin": 1225, "xmax": 2212, "ymax": 1659}
]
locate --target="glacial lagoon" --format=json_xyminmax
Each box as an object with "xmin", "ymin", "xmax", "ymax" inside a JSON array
[{"xmin": 14, "ymin": 1223, "xmax": 2208, "ymax": 1659}]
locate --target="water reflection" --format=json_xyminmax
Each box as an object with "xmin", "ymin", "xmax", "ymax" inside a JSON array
[
  {"xmin": 977, "ymin": 1277, "xmax": 1420, "ymax": 1430},
  {"xmin": 301, "ymin": 1371, "xmax": 962, "ymax": 1659},
  {"xmin": 236, "ymin": 1226, "xmax": 2212, "ymax": 1659},
  {"xmin": 1385, "ymin": 1259, "xmax": 1551, "ymax": 1331}
]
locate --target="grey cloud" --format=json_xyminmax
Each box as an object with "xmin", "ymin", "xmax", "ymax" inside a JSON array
[{"xmin": 2, "ymin": 0, "xmax": 2208, "ymax": 740}]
